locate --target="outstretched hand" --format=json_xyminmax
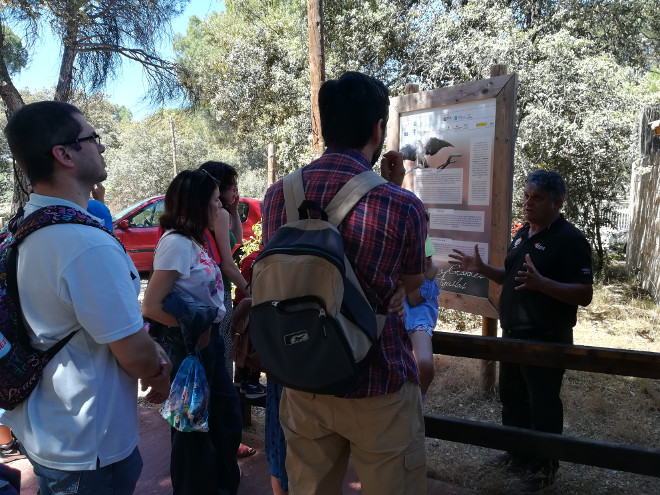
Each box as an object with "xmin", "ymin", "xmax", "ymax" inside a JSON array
[
  {"xmin": 514, "ymin": 254, "xmax": 546, "ymax": 291},
  {"xmin": 448, "ymin": 244, "xmax": 483, "ymax": 274}
]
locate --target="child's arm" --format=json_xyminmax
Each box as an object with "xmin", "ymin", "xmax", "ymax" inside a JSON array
[
  {"xmin": 409, "ymin": 260, "xmax": 439, "ymax": 307},
  {"xmin": 407, "ymin": 288, "xmax": 425, "ymax": 307},
  {"xmin": 426, "ymin": 259, "xmax": 439, "ymax": 280}
]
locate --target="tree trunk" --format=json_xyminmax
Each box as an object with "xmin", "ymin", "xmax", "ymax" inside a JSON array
[
  {"xmin": 169, "ymin": 117, "xmax": 177, "ymax": 176},
  {"xmin": 307, "ymin": 0, "xmax": 325, "ymax": 158},
  {"xmin": 54, "ymin": 13, "xmax": 79, "ymax": 102},
  {"xmin": 55, "ymin": 41, "xmax": 77, "ymax": 102},
  {"xmin": 0, "ymin": 23, "xmax": 28, "ymax": 213},
  {"xmin": 0, "ymin": 74, "xmax": 24, "ymax": 117},
  {"xmin": 268, "ymin": 143, "xmax": 277, "ymax": 185}
]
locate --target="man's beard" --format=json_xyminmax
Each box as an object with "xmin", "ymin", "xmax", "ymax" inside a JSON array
[{"xmin": 371, "ymin": 135, "xmax": 385, "ymax": 166}]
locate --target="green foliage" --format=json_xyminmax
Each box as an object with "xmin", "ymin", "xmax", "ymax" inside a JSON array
[
  {"xmin": 238, "ymin": 168, "xmax": 268, "ymax": 202},
  {"xmin": 323, "ymin": 0, "xmax": 416, "ymax": 89},
  {"xmin": 101, "ymin": 105, "xmax": 269, "ymax": 212},
  {"xmin": 240, "ymin": 220, "xmax": 262, "ymax": 261},
  {"xmin": 0, "ymin": 25, "xmax": 28, "ymax": 75},
  {"xmin": 0, "ymin": 0, "xmax": 191, "ymax": 209},
  {"xmin": 175, "ymin": 0, "xmax": 312, "ymax": 174},
  {"xmin": 513, "ymin": 33, "xmax": 644, "ymax": 268},
  {"xmin": 171, "ymin": 0, "xmax": 660, "ymax": 271},
  {"xmin": 0, "ymin": 1, "xmax": 188, "ymax": 109},
  {"xmin": 175, "ymin": 0, "xmax": 418, "ymax": 174},
  {"xmin": 103, "ymin": 109, "xmax": 216, "ymax": 211}
]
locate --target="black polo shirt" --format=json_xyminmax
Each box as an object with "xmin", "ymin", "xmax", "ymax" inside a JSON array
[{"xmin": 498, "ymin": 214, "xmax": 593, "ymax": 342}]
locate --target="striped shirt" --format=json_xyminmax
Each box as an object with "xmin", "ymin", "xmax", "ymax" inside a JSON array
[{"xmin": 262, "ymin": 147, "xmax": 427, "ymax": 398}]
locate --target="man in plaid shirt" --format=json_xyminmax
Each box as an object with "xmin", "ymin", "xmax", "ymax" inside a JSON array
[{"xmin": 262, "ymin": 72, "xmax": 428, "ymax": 494}]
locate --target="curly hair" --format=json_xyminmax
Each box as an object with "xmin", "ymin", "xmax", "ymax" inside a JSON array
[{"xmin": 198, "ymin": 161, "xmax": 238, "ymax": 210}]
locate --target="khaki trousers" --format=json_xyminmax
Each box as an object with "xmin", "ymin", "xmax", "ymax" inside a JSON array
[{"xmin": 280, "ymin": 381, "xmax": 427, "ymax": 495}]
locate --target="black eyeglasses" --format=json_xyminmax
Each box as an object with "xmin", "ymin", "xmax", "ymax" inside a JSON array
[{"xmin": 60, "ymin": 133, "xmax": 102, "ymax": 147}]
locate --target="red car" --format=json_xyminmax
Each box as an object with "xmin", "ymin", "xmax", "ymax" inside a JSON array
[{"xmin": 112, "ymin": 195, "xmax": 262, "ymax": 271}]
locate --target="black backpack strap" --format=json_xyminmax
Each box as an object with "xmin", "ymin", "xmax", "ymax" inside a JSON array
[
  {"xmin": 43, "ymin": 329, "xmax": 79, "ymax": 358},
  {"xmin": 5, "ymin": 240, "xmax": 79, "ymax": 352},
  {"xmin": 5, "ymin": 245, "xmax": 30, "ymax": 348}
]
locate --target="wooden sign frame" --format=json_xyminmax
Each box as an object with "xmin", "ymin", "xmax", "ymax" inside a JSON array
[{"xmin": 386, "ymin": 74, "xmax": 517, "ymax": 318}]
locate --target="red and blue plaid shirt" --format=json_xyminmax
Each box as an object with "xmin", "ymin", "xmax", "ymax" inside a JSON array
[{"xmin": 262, "ymin": 148, "xmax": 427, "ymax": 398}]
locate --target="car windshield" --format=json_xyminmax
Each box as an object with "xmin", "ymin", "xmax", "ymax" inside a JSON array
[{"xmin": 112, "ymin": 197, "xmax": 156, "ymax": 222}]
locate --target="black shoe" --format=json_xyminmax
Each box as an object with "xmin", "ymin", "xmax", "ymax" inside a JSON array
[
  {"xmin": 0, "ymin": 436, "xmax": 25, "ymax": 464},
  {"xmin": 513, "ymin": 466, "xmax": 557, "ymax": 493},
  {"xmin": 240, "ymin": 382, "xmax": 266, "ymax": 399},
  {"xmin": 485, "ymin": 452, "xmax": 527, "ymax": 473}
]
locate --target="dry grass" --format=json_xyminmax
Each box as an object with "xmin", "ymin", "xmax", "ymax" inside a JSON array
[{"xmin": 425, "ymin": 265, "xmax": 660, "ymax": 494}]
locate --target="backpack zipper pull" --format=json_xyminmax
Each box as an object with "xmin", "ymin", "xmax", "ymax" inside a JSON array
[{"xmin": 318, "ymin": 308, "xmax": 327, "ymax": 337}]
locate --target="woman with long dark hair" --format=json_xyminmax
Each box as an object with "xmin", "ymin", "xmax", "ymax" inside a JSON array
[
  {"xmin": 142, "ymin": 169, "xmax": 242, "ymax": 495},
  {"xmin": 198, "ymin": 161, "xmax": 263, "ymax": 458}
]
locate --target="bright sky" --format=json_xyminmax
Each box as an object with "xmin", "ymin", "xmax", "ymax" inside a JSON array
[{"xmin": 10, "ymin": 0, "xmax": 223, "ymax": 119}]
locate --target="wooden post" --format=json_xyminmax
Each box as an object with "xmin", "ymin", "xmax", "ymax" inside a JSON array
[
  {"xmin": 490, "ymin": 64, "xmax": 508, "ymax": 77},
  {"xmin": 481, "ymin": 318, "xmax": 498, "ymax": 393},
  {"xmin": 307, "ymin": 0, "xmax": 325, "ymax": 157},
  {"xmin": 268, "ymin": 143, "xmax": 277, "ymax": 185},
  {"xmin": 404, "ymin": 83, "xmax": 419, "ymax": 95},
  {"xmin": 169, "ymin": 116, "xmax": 177, "ymax": 177},
  {"xmin": 480, "ymin": 64, "xmax": 509, "ymax": 393}
]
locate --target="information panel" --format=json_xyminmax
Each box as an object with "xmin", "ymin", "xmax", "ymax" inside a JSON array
[
  {"xmin": 386, "ymin": 75, "xmax": 517, "ymax": 318},
  {"xmin": 400, "ymin": 99, "xmax": 496, "ymax": 299}
]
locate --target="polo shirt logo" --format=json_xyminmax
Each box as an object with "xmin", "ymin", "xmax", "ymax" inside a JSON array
[
  {"xmin": 513, "ymin": 238, "xmax": 522, "ymax": 248},
  {"xmin": 534, "ymin": 243, "xmax": 546, "ymax": 250}
]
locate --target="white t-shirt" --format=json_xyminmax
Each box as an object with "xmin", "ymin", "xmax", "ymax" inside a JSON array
[
  {"xmin": 0, "ymin": 194, "xmax": 144, "ymax": 470},
  {"xmin": 154, "ymin": 231, "xmax": 225, "ymax": 322}
]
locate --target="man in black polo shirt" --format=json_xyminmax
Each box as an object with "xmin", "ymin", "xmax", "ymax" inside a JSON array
[{"xmin": 449, "ymin": 170, "xmax": 593, "ymax": 492}]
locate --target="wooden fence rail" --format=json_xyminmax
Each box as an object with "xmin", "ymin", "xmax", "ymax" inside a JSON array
[
  {"xmin": 430, "ymin": 331, "xmax": 660, "ymax": 378},
  {"xmin": 426, "ymin": 331, "xmax": 660, "ymax": 477},
  {"xmin": 424, "ymin": 416, "xmax": 660, "ymax": 477}
]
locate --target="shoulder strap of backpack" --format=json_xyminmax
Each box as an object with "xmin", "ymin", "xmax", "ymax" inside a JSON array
[
  {"xmin": 326, "ymin": 171, "xmax": 387, "ymax": 227},
  {"xmin": 12, "ymin": 204, "xmax": 119, "ymax": 247},
  {"xmin": 283, "ymin": 169, "xmax": 387, "ymax": 227},
  {"xmin": 7, "ymin": 205, "xmax": 124, "ymax": 351},
  {"xmin": 5, "ymin": 243, "xmax": 79, "ymax": 352},
  {"xmin": 283, "ymin": 169, "xmax": 307, "ymax": 222}
]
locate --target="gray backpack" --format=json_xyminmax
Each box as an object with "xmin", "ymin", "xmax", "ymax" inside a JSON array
[{"xmin": 250, "ymin": 169, "xmax": 387, "ymax": 394}]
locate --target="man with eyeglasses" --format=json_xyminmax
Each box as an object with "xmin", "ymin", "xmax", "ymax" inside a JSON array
[{"xmin": 0, "ymin": 101, "xmax": 171, "ymax": 495}]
